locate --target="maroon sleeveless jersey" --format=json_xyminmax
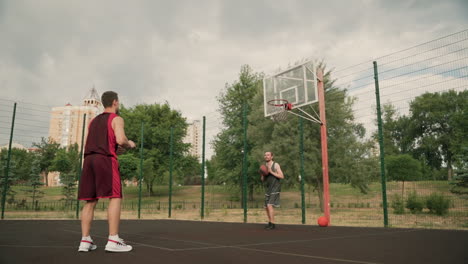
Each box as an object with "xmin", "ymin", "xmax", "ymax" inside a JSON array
[
  {"xmin": 84, "ymin": 112, "xmax": 118, "ymax": 158},
  {"xmin": 78, "ymin": 112, "xmax": 122, "ymax": 200}
]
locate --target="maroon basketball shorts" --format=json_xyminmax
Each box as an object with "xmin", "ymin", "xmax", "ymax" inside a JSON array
[{"xmin": 78, "ymin": 154, "xmax": 122, "ymax": 200}]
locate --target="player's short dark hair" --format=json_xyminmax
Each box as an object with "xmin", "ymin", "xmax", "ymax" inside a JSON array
[
  {"xmin": 265, "ymin": 151, "xmax": 274, "ymax": 156},
  {"xmin": 101, "ymin": 91, "xmax": 118, "ymax": 108}
]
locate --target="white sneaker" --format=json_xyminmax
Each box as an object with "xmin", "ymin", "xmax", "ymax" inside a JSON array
[
  {"xmin": 78, "ymin": 239, "xmax": 97, "ymax": 252},
  {"xmin": 105, "ymin": 237, "xmax": 133, "ymax": 252}
]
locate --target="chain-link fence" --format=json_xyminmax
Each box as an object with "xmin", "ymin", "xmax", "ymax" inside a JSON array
[{"xmin": 1, "ymin": 30, "xmax": 467, "ymax": 229}]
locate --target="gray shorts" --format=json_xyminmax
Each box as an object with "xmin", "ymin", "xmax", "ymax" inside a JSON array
[{"xmin": 264, "ymin": 192, "xmax": 280, "ymax": 208}]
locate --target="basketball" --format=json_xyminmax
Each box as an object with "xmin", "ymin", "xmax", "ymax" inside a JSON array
[
  {"xmin": 318, "ymin": 216, "xmax": 329, "ymax": 227},
  {"xmin": 259, "ymin": 165, "xmax": 269, "ymax": 176}
]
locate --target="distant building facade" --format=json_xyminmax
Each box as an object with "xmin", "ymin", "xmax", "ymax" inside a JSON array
[
  {"xmin": 48, "ymin": 87, "xmax": 102, "ymax": 150},
  {"xmin": 183, "ymin": 120, "xmax": 201, "ymax": 159}
]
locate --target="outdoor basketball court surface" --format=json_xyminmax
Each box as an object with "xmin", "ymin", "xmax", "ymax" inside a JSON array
[{"xmin": 0, "ymin": 220, "xmax": 466, "ymax": 264}]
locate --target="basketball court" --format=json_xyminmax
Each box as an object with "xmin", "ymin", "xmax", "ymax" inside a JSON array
[{"xmin": 0, "ymin": 220, "xmax": 466, "ymax": 264}]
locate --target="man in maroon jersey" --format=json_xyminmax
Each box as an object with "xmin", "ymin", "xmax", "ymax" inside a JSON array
[{"xmin": 77, "ymin": 91, "xmax": 136, "ymax": 253}]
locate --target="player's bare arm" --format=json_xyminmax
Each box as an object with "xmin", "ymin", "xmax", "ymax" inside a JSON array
[
  {"xmin": 112, "ymin": 116, "xmax": 136, "ymax": 149},
  {"xmin": 269, "ymin": 163, "xmax": 284, "ymax": 179}
]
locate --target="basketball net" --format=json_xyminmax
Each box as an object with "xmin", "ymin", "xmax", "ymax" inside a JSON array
[
  {"xmin": 268, "ymin": 99, "xmax": 293, "ymax": 122},
  {"xmin": 268, "ymin": 99, "xmax": 321, "ymax": 124}
]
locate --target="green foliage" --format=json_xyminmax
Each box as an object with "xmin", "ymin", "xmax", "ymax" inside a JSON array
[
  {"xmin": 51, "ymin": 149, "xmax": 72, "ymax": 173},
  {"xmin": 118, "ymin": 154, "xmax": 139, "ymax": 181},
  {"xmin": 407, "ymin": 90, "xmax": 467, "ymax": 180},
  {"xmin": 387, "ymin": 154, "xmax": 422, "ymax": 182},
  {"xmin": 49, "ymin": 144, "xmax": 81, "ymax": 203},
  {"xmin": 451, "ymin": 147, "xmax": 468, "ymax": 195},
  {"xmin": 0, "ymin": 147, "xmax": 35, "ymax": 183},
  {"xmin": 120, "ymin": 102, "xmax": 189, "ymax": 196},
  {"xmin": 405, "ymin": 191, "xmax": 424, "ymax": 214},
  {"xmin": 22, "ymin": 157, "xmax": 44, "ymax": 209},
  {"xmin": 374, "ymin": 104, "xmax": 412, "ymax": 156},
  {"xmin": 0, "ymin": 157, "xmax": 18, "ymax": 204},
  {"xmin": 377, "ymin": 91, "xmax": 468, "ymax": 181},
  {"xmin": 426, "ymin": 193, "xmax": 451, "ymax": 216},
  {"xmin": 211, "ymin": 65, "xmax": 262, "ymax": 200},
  {"xmin": 391, "ymin": 195, "xmax": 405, "ymax": 214},
  {"xmin": 60, "ymin": 172, "xmax": 76, "ymax": 207},
  {"xmin": 33, "ymin": 137, "xmax": 60, "ymax": 186},
  {"xmin": 141, "ymin": 158, "xmax": 156, "ymax": 195},
  {"xmin": 175, "ymin": 155, "xmax": 201, "ymax": 185}
]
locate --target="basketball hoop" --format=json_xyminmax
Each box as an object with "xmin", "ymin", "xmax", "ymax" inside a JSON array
[{"xmin": 267, "ymin": 99, "xmax": 293, "ymax": 121}]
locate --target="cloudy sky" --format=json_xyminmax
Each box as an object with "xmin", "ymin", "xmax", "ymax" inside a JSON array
[{"xmin": 0, "ymin": 0, "xmax": 467, "ymax": 151}]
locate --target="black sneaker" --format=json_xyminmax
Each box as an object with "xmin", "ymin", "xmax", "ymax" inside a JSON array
[
  {"xmin": 268, "ymin": 223, "xmax": 276, "ymax": 230},
  {"xmin": 264, "ymin": 222, "xmax": 272, "ymax": 229}
]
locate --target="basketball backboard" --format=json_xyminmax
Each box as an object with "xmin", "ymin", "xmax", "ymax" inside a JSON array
[{"xmin": 263, "ymin": 60, "xmax": 317, "ymax": 117}]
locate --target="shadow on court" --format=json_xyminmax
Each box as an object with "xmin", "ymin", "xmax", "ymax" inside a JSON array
[{"xmin": 0, "ymin": 220, "xmax": 466, "ymax": 264}]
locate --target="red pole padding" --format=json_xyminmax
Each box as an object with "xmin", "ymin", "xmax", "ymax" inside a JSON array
[{"xmin": 317, "ymin": 68, "xmax": 330, "ymax": 224}]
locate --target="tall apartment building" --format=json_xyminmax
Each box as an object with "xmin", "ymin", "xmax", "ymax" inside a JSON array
[
  {"xmin": 48, "ymin": 87, "xmax": 102, "ymax": 150},
  {"xmin": 183, "ymin": 120, "xmax": 201, "ymax": 159}
]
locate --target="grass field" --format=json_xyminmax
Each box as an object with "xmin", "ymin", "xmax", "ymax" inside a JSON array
[{"xmin": 4, "ymin": 181, "xmax": 468, "ymax": 230}]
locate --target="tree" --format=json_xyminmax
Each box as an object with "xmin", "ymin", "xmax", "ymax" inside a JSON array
[
  {"xmin": 175, "ymin": 155, "xmax": 201, "ymax": 185},
  {"xmin": 386, "ymin": 154, "xmax": 422, "ymax": 196},
  {"xmin": 211, "ymin": 65, "xmax": 261, "ymax": 202},
  {"xmin": 0, "ymin": 156, "xmax": 18, "ymax": 204},
  {"xmin": 51, "ymin": 146, "xmax": 78, "ymax": 206},
  {"xmin": 374, "ymin": 104, "xmax": 412, "ymax": 156},
  {"xmin": 33, "ymin": 137, "xmax": 60, "ymax": 186},
  {"xmin": 407, "ymin": 90, "xmax": 468, "ymax": 180},
  {"xmin": 51, "ymin": 149, "xmax": 72, "ymax": 173},
  {"xmin": 451, "ymin": 147, "xmax": 468, "ymax": 195},
  {"xmin": 118, "ymin": 153, "xmax": 140, "ymax": 182},
  {"xmin": 141, "ymin": 158, "xmax": 156, "ymax": 195},
  {"xmin": 0, "ymin": 148, "xmax": 34, "ymax": 184},
  {"xmin": 120, "ymin": 103, "xmax": 189, "ymax": 196},
  {"xmin": 22, "ymin": 157, "xmax": 44, "ymax": 210}
]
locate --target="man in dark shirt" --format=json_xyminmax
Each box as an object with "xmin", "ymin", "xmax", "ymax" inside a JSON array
[{"xmin": 261, "ymin": 151, "xmax": 284, "ymax": 230}]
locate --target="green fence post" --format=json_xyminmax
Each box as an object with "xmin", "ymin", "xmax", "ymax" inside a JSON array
[
  {"xmin": 168, "ymin": 127, "xmax": 174, "ymax": 218},
  {"xmin": 299, "ymin": 117, "xmax": 306, "ymax": 224},
  {"xmin": 373, "ymin": 61, "xmax": 389, "ymax": 227},
  {"xmin": 1, "ymin": 102, "xmax": 16, "ymax": 220},
  {"xmin": 138, "ymin": 122, "xmax": 144, "ymax": 219},
  {"xmin": 242, "ymin": 103, "xmax": 248, "ymax": 223},
  {"xmin": 75, "ymin": 113, "xmax": 87, "ymax": 219},
  {"xmin": 200, "ymin": 116, "xmax": 206, "ymax": 219}
]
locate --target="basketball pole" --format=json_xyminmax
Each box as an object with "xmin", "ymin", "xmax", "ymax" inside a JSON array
[{"xmin": 317, "ymin": 68, "xmax": 330, "ymax": 224}]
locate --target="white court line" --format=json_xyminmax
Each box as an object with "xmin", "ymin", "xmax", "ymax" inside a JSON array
[
  {"xmin": 118, "ymin": 231, "xmax": 219, "ymax": 247},
  {"xmin": 234, "ymin": 247, "xmax": 381, "ymax": 264},
  {"xmin": 175, "ymin": 229, "xmax": 419, "ymax": 251}
]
